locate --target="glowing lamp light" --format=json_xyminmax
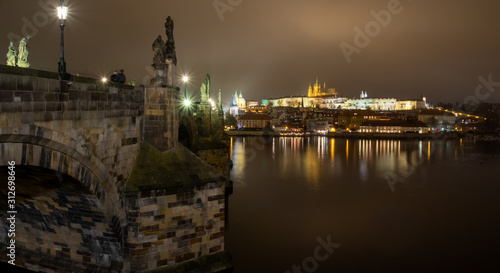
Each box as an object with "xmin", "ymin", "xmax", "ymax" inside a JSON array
[
  {"xmin": 57, "ymin": 5, "xmax": 68, "ymax": 21},
  {"xmin": 101, "ymin": 77, "xmax": 107, "ymax": 83},
  {"xmin": 183, "ymin": 99, "xmax": 191, "ymax": 107},
  {"xmin": 182, "ymin": 76, "xmax": 189, "ymax": 83}
]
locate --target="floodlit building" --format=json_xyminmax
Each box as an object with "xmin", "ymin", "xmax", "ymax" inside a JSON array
[
  {"xmin": 338, "ymin": 110, "xmax": 389, "ymax": 130},
  {"xmin": 360, "ymin": 119, "xmax": 429, "ymax": 133},
  {"xmin": 396, "ymin": 96, "xmax": 428, "ymax": 110},
  {"xmin": 344, "ymin": 97, "xmax": 397, "ymax": 110},
  {"xmin": 265, "ymin": 78, "xmax": 346, "ymax": 109},
  {"xmin": 237, "ymin": 112, "xmax": 272, "ymax": 129},
  {"xmin": 307, "ymin": 77, "xmax": 338, "ymax": 97},
  {"xmin": 418, "ymin": 109, "xmax": 456, "ymax": 131}
]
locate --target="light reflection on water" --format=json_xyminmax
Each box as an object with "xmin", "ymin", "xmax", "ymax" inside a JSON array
[
  {"xmin": 230, "ymin": 136, "xmax": 445, "ymax": 190},
  {"xmin": 226, "ymin": 136, "xmax": 500, "ymax": 272}
]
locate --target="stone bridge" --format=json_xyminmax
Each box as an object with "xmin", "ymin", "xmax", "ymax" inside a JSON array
[{"xmin": 0, "ymin": 65, "xmax": 231, "ymax": 272}]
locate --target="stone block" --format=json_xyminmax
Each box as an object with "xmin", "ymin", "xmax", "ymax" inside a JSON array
[
  {"xmin": 2, "ymin": 102, "xmax": 22, "ymax": 112},
  {"xmin": 33, "ymin": 77, "xmax": 47, "ymax": 92},
  {"xmin": 15, "ymin": 91, "xmax": 33, "ymax": 101},
  {"xmin": 157, "ymin": 258, "xmax": 168, "ymax": 267},
  {"xmin": 66, "ymin": 101, "xmax": 78, "ymax": 111},
  {"xmin": 46, "ymin": 103, "xmax": 62, "ymax": 112},
  {"xmin": 0, "ymin": 90, "xmax": 14, "ymax": 102},
  {"xmin": 45, "ymin": 92, "xmax": 59, "ymax": 102},
  {"xmin": 33, "ymin": 102, "xmax": 45, "ymax": 111},
  {"xmin": 48, "ymin": 80, "xmax": 61, "ymax": 92},
  {"xmin": 79, "ymin": 100, "xmax": 88, "ymax": 111},
  {"xmin": 209, "ymin": 245, "xmax": 222, "ymax": 253},
  {"xmin": 68, "ymin": 90, "xmax": 79, "ymax": 100},
  {"xmin": 88, "ymin": 101, "xmax": 98, "ymax": 110},
  {"xmin": 175, "ymin": 252, "xmax": 195, "ymax": 263},
  {"xmin": 52, "ymin": 112, "xmax": 63, "ymax": 120},
  {"xmin": 17, "ymin": 76, "xmax": 34, "ymax": 91},
  {"xmin": 21, "ymin": 112, "xmax": 34, "ymax": 123},
  {"xmin": 91, "ymin": 92, "xmax": 101, "ymax": 101},
  {"xmin": 209, "ymin": 232, "xmax": 224, "ymax": 241},
  {"xmin": 0, "ymin": 75, "xmax": 17, "ymax": 90},
  {"xmin": 22, "ymin": 102, "xmax": 33, "ymax": 111},
  {"xmin": 32, "ymin": 91, "xmax": 45, "ymax": 102}
]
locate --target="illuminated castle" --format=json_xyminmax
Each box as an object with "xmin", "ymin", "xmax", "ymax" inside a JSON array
[{"xmin": 307, "ymin": 77, "xmax": 338, "ymax": 97}]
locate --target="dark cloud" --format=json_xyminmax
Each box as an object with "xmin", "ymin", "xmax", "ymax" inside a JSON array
[{"xmin": 2, "ymin": 0, "xmax": 500, "ymax": 106}]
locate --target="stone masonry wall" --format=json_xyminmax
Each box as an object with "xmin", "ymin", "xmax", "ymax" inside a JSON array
[
  {"xmin": 124, "ymin": 183, "xmax": 226, "ymax": 272},
  {"xmin": 144, "ymin": 86, "xmax": 179, "ymax": 152}
]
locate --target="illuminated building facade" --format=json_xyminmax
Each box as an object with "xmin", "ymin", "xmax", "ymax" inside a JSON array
[
  {"xmin": 237, "ymin": 112, "xmax": 272, "ymax": 129},
  {"xmin": 396, "ymin": 96, "xmax": 428, "ymax": 110},
  {"xmin": 337, "ymin": 110, "xmax": 388, "ymax": 130},
  {"xmin": 360, "ymin": 119, "xmax": 429, "ymax": 133},
  {"xmin": 344, "ymin": 97, "xmax": 397, "ymax": 110},
  {"xmin": 418, "ymin": 109, "xmax": 456, "ymax": 131}
]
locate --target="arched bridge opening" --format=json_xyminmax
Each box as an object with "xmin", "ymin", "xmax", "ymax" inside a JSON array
[{"xmin": 0, "ymin": 165, "xmax": 122, "ymax": 272}]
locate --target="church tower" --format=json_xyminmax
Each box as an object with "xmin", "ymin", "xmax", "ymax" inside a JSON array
[
  {"xmin": 237, "ymin": 91, "xmax": 246, "ymax": 108},
  {"xmin": 313, "ymin": 77, "xmax": 321, "ymax": 97}
]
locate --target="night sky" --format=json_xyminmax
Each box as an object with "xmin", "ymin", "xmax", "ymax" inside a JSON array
[{"xmin": 2, "ymin": 0, "xmax": 500, "ymax": 106}]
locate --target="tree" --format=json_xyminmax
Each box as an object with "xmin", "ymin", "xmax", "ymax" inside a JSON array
[
  {"xmin": 224, "ymin": 114, "xmax": 238, "ymax": 128},
  {"xmin": 427, "ymin": 117, "xmax": 438, "ymax": 128}
]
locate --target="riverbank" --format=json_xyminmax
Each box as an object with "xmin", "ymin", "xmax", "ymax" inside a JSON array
[
  {"xmin": 226, "ymin": 130, "xmax": 460, "ymax": 140},
  {"xmin": 328, "ymin": 132, "xmax": 461, "ymax": 140},
  {"xmin": 225, "ymin": 130, "xmax": 500, "ymax": 140}
]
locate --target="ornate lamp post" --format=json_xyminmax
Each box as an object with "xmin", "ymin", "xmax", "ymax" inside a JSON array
[{"xmin": 57, "ymin": 0, "xmax": 68, "ymax": 74}]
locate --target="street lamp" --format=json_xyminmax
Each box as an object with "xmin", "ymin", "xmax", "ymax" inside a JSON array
[
  {"xmin": 180, "ymin": 75, "xmax": 192, "ymax": 110},
  {"xmin": 182, "ymin": 75, "xmax": 189, "ymax": 98},
  {"xmin": 57, "ymin": 0, "xmax": 68, "ymax": 74}
]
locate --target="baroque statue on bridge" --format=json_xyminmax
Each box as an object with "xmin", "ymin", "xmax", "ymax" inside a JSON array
[
  {"xmin": 17, "ymin": 35, "xmax": 31, "ymax": 68},
  {"xmin": 151, "ymin": 16, "xmax": 177, "ymax": 86},
  {"xmin": 200, "ymin": 74, "xmax": 210, "ymax": 104},
  {"xmin": 6, "ymin": 42, "xmax": 17, "ymax": 66},
  {"xmin": 152, "ymin": 35, "xmax": 167, "ymax": 65},
  {"xmin": 164, "ymin": 16, "xmax": 177, "ymax": 66}
]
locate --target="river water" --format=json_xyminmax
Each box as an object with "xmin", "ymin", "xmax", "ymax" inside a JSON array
[{"xmin": 225, "ymin": 137, "xmax": 500, "ymax": 273}]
